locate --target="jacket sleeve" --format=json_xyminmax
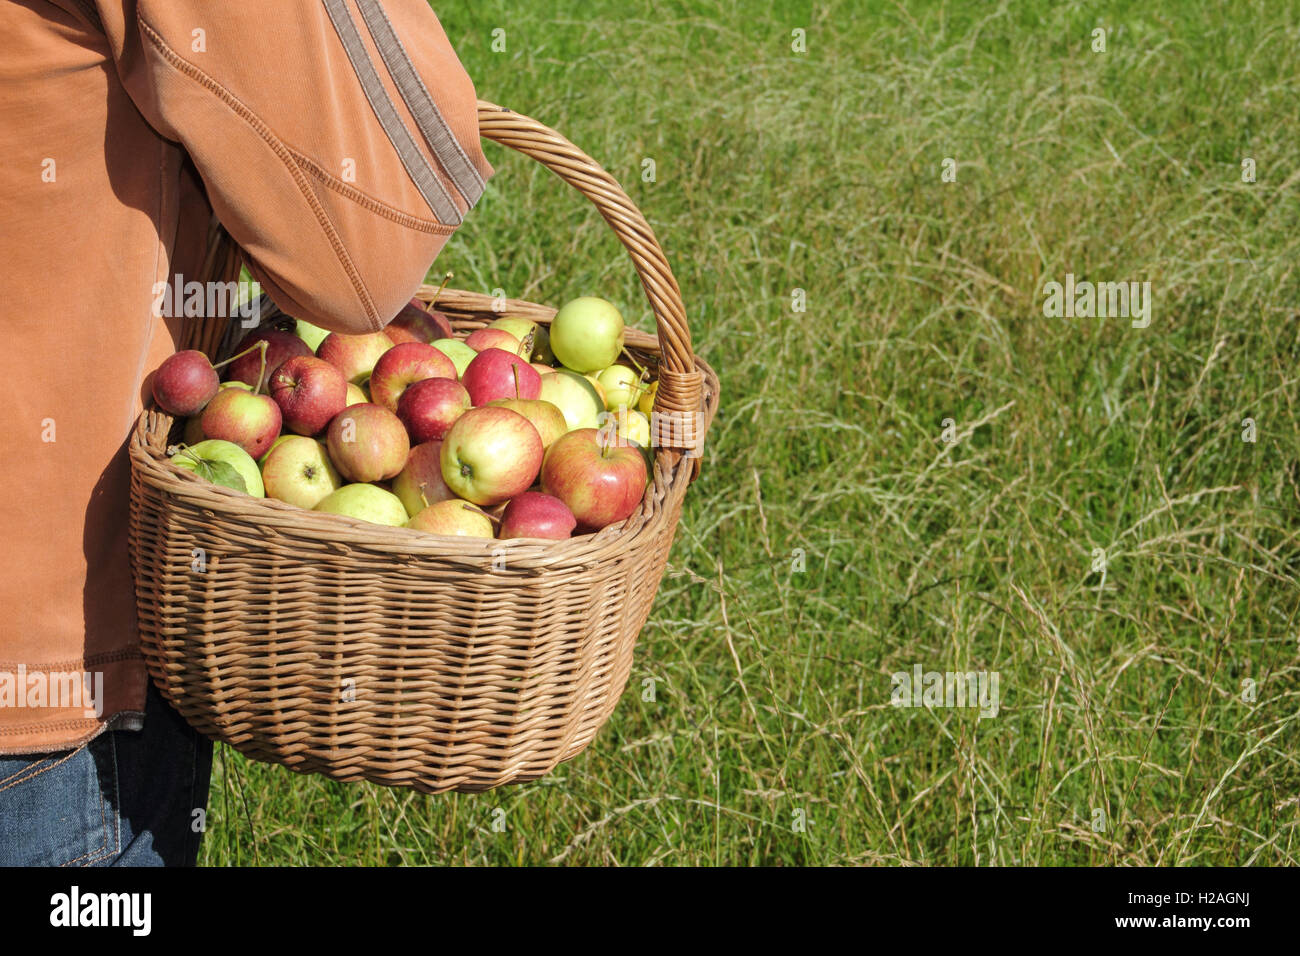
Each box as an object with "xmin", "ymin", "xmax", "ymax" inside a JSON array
[{"xmin": 96, "ymin": 0, "xmax": 492, "ymax": 334}]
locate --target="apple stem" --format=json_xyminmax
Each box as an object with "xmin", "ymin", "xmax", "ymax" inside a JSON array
[
  {"xmin": 418, "ymin": 484, "xmax": 431, "ymax": 510},
  {"xmin": 211, "ymin": 341, "xmax": 264, "ymax": 371},
  {"xmin": 466, "ymin": 504, "xmax": 500, "ymax": 526},
  {"xmin": 252, "ymin": 341, "xmax": 268, "ymax": 395},
  {"xmin": 512, "ymin": 364, "xmax": 521, "ymax": 400},
  {"xmin": 172, "ymin": 445, "xmax": 204, "ymax": 467},
  {"xmin": 427, "ymin": 272, "xmax": 453, "ymax": 311},
  {"xmin": 620, "ymin": 348, "xmax": 651, "ymax": 381}
]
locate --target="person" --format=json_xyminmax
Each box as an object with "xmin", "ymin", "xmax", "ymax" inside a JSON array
[{"xmin": 0, "ymin": 0, "xmax": 492, "ymax": 865}]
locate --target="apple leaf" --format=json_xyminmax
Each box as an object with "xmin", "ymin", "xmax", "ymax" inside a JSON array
[{"xmin": 194, "ymin": 459, "xmax": 248, "ymax": 495}]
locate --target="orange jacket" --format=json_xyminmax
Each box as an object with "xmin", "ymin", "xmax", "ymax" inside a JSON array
[{"xmin": 0, "ymin": 0, "xmax": 492, "ymax": 753}]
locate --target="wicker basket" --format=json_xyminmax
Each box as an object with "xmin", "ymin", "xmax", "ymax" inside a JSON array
[{"xmin": 127, "ymin": 101, "xmax": 719, "ymax": 794}]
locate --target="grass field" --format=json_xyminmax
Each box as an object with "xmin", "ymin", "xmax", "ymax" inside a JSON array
[{"xmin": 202, "ymin": 0, "xmax": 1300, "ymax": 865}]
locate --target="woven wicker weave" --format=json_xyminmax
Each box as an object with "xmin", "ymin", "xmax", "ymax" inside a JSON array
[{"xmin": 127, "ymin": 101, "xmax": 718, "ymax": 793}]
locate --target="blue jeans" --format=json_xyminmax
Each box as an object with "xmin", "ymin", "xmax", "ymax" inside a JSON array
[{"xmin": 0, "ymin": 681, "xmax": 212, "ymax": 866}]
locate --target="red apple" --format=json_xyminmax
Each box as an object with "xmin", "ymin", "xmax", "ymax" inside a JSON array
[
  {"xmin": 397, "ymin": 377, "xmax": 471, "ymax": 443},
  {"xmin": 269, "ymin": 355, "xmax": 348, "ymax": 436},
  {"xmin": 152, "ymin": 350, "xmax": 219, "ymax": 416},
  {"xmin": 461, "ymin": 348, "xmax": 542, "ymax": 406},
  {"xmin": 411, "ymin": 299, "xmax": 454, "ymax": 338},
  {"xmin": 540, "ymin": 427, "xmax": 647, "ymax": 533},
  {"xmin": 317, "ymin": 331, "xmax": 393, "ymax": 385},
  {"xmin": 498, "ymin": 492, "xmax": 576, "ymax": 540},
  {"xmin": 385, "ymin": 302, "xmax": 453, "ymax": 345},
  {"xmin": 464, "ymin": 328, "xmax": 523, "ymax": 355},
  {"xmin": 199, "ymin": 387, "xmax": 282, "ymax": 459},
  {"xmin": 391, "ymin": 440, "xmax": 457, "ymax": 517},
  {"xmin": 325, "ymin": 403, "xmax": 410, "ymax": 482},
  {"xmin": 368, "ymin": 342, "xmax": 457, "ymax": 412},
  {"xmin": 440, "ymin": 406, "xmax": 543, "ymax": 505},
  {"xmin": 226, "ymin": 329, "xmax": 312, "ymax": 391}
]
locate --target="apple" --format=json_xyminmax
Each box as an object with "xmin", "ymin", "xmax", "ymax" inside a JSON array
[
  {"xmin": 531, "ymin": 325, "xmax": 554, "ymax": 364},
  {"xmin": 638, "ymin": 379, "xmax": 658, "ymax": 416},
  {"xmin": 538, "ymin": 370, "xmax": 603, "ymax": 431},
  {"xmin": 410, "ymin": 299, "xmax": 454, "ymax": 338},
  {"xmin": 549, "ymin": 297, "xmax": 624, "ymax": 373},
  {"xmin": 488, "ymin": 317, "xmax": 537, "ymax": 342},
  {"xmin": 530, "ymin": 362, "xmax": 554, "ymax": 376},
  {"xmin": 181, "ymin": 415, "xmax": 205, "ymax": 445},
  {"xmin": 345, "ymin": 382, "xmax": 368, "ymax": 406},
  {"xmin": 385, "ymin": 302, "xmax": 452, "ymax": 345},
  {"xmin": 326, "ymin": 403, "xmax": 410, "ymax": 482},
  {"xmin": 487, "ymin": 397, "xmax": 567, "ymax": 451},
  {"xmin": 461, "ymin": 348, "xmax": 542, "ymax": 406},
  {"xmin": 200, "ymin": 387, "xmax": 282, "ymax": 458},
  {"xmin": 257, "ymin": 433, "xmax": 294, "ymax": 466},
  {"xmin": 317, "ymin": 331, "xmax": 392, "ymax": 385},
  {"xmin": 440, "ymin": 406, "xmax": 543, "ymax": 505},
  {"xmin": 583, "ymin": 373, "xmax": 608, "ymax": 407},
  {"xmin": 464, "ymin": 327, "xmax": 523, "ymax": 355},
  {"xmin": 498, "ymin": 491, "xmax": 576, "ymax": 540},
  {"xmin": 314, "ymin": 483, "xmax": 408, "ymax": 527},
  {"xmin": 170, "ymin": 438, "xmax": 265, "ymax": 497},
  {"xmin": 220, "ymin": 381, "xmax": 251, "ymax": 391},
  {"xmin": 368, "ymin": 342, "xmax": 457, "ymax": 412},
  {"xmin": 269, "ymin": 355, "xmax": 347, "ymax": 436},
  {"xmin": 405, "ymin": 499, "xmax": 495, "ymax": 537},
  {"xmin": 261, "ymin": 436, "xmax": 342, "ymax": 509},
  {"xmin": 153, "ymin": 350, "xmax": 219, "ymax": 416},
  {"xmin": 609, "ymin": 408, "xmax": 653, "ymax": 470},
  {"xmin": 226, "ymin": 329, "xmax": 312, "ymax": 391},
  {"xmin": 614, "ymin": 408, "xmax": 651, "ymax": 449},
  {"xmin": 397, "ymin": 377, "xmax": 471, "ymax": 443},
  {"xmin": 596, "ymin": 365, "xmax": 646, "ymax": 411},
  {"xmin": 295, "ymin": 318, "xmax": 330, "ymax": 352},
  {"xmin": 432, "ymin": 338, "xmax": 477, "ymax": 377},
  {"xmin": 540, "ymin": 427, "xmax": 647, "ymax": 533},
  {"xmin": 392, "ymin": 440, "xmax": 457, "ymax": 516}
]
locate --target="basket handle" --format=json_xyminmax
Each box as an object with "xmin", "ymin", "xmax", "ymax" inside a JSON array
[
  {"xmin": 475, "ymin": 100, "xmax": 706, "ymax": 475},
  {"xmin": 185, "ymin": 101, "xmax": 708, "ymax": 475}
]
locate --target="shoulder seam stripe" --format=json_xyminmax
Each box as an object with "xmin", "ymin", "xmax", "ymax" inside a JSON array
[
  {"xmin": 355, "ymin": 0, "xmax": 486, "ymax": 209},
  {"xmin": 321, "ymin": 0, "xmax": 462, "ymax": 226}
]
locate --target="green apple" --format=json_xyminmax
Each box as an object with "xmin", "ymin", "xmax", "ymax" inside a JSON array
[
  {"xmin": 488, "ymin": 317, "xmax": 537, "ymax": 343},
  {"xmin": 313, "ymin": 483, "xmax": 407, "ymax": 526},
  {"xmin": 295, "ymin": 318, "xmax": 330, "ymax": 352},
  {"xmin": 531, "ymin": 325, "xmax": 555, "ymax": 365},
  {"xmin": 432, "ymin": 338, "xmax": 478, "ymax": 378},
  {"xmin": 170, "ymin": 439, "xmax": 264, "ymax": 497},
  {"xmin": 596, "ymin": 365, "xmax": 647, "ymax": 411},
  {"xmin": 538, "ymin": 370, "xmax": 603, "ymax": 432},
  {"xmin": 637, "ymin": 379, "xmax": 658, "ymax": 416},
  {"xmin": 261, "ymin": 436, "xmax": 342, "ymax": 509},
  {"xmin": 549, "ymin": 297, "xmax": 624, "ymax": 373},
  {"xmin": 616, "ymin": 408, "xmax": 651, "ymax": 448},
  {"xmin": 582, "ymin": 372, "xmax": 607, "ymax": 407},
  {"xmin": 488, "ymin": 317, "xmax": 553, "ymax": 363}
]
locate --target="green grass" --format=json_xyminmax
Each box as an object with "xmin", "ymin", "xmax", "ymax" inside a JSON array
[{"xmin": 202, "ymin": 0, "xmax": 1300, "ymax": 865}]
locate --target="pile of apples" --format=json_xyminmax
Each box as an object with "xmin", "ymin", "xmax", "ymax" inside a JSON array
[{"xmin": 153, "ymin": 295, "xmax": 659, "ymax": 540}]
